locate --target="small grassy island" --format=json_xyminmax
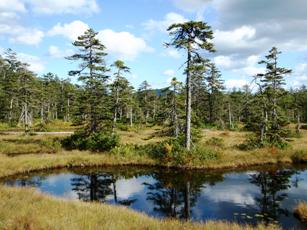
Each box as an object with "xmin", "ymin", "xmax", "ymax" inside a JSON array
[{"xmin": 294, "ymin": 202, "xmax": 307, "ymax": 223}]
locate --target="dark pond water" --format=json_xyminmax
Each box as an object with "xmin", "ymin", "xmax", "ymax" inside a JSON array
[{"xmin": 4, "ymin": 166, "xmax": 307, "ymax": 229}]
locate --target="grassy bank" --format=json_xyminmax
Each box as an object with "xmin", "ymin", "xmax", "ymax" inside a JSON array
[
  {"xmin": 0, "ymin": 186, "xmax": 278, "ymax": 230},
  {"xmin": 294, "ymin": 202, "xmax": 307, "ymax": 222},
  {"xmin": 0, "ymin": 127, "xmax": 307, "ymax": 178}
]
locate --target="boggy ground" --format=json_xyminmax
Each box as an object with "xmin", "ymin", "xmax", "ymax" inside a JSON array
[{"xmin": 0, "ymin": 125, "xmax": 307, "ymax": 229}]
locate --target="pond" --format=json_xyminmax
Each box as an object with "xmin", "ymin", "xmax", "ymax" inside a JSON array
[{"xmin": 4, "ymin": 165, "xmax": 307, "ymax": 229}]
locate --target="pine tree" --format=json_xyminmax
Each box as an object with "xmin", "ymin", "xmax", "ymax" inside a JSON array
[
  {"xmin": 256, "ymin": 47, "xmax": 292, "ymax": 145},
  {"xmin": 206, "ymin": 63, "xmax": 224, "ymax": 125},
  {"xmin": 137, "ymin": 80, "xmax": 152, "ymax": 124},
  {"xmin": 110, "ymin": 60, "xmax": 131, "ymax": 132},
  {"xmin": 2, "ymin": 49, "xmax": 22, "ymax": 125},
  {"xmin": 166, "ymin": 21, "xmax": 215, "ymax": 150},
  {"xmin": 66, "ymin": 28, "xmax": 109, "ymax": 133},
  {"xmin": 190, "ymin": 55, "xmax": 209, "ymax": 123},
  {"xmin": 17, "ymin": 65, "xmax": 36, "ymax": 134},
  {"xmin": 162, "ymin": 77, "xmax": 184, "ymax": 137}
]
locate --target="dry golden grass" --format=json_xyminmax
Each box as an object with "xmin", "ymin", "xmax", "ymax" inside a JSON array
[
  {"xmin": 0, "ymin": 134, "xmax": 66, "ymax": 156},
  {"xmin": 0, "ymin": 127, "xmax": 306, "ymax": 177},
  {"xmin": 1, "ymin": 127, "xmax": 306, "ymax": 229},
  {"xmin": 294, "ymin": 202, "xmax": 307, "ymax": 222},
  {"xmin": 0, "ymin": 186, "xmax": 279, "ymax": 230},
  {"xmin": 119, "ymin": 125, "xmax": 167, "ymax": 145}
]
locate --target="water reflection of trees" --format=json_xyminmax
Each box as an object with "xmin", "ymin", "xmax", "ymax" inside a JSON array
[
  {"xmin": 249, "ymin": 169, "xmax": 296, "ymax": 224},
  {"xmin": 70, "ymin": 173, "xmax": 137, "ymax": 206},
  {"xmin": 71, "ymin": 174, "xmax": 113, "ymax": 202},
  {"xmin": 6, "ymin": 176, "xmax": 44, "ymax": 187},
  {"xmin": 144, "ymin": 171, "xmax": 224, "ymax": 220}
]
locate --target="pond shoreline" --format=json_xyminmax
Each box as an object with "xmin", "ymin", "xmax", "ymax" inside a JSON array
[
  {"xmin": 1, "ymin": 153, "xmax": 307, "ymax": 180},
  {"xmin": 4, "ymin": 162, "xmax": 307, "ymax": 229}
]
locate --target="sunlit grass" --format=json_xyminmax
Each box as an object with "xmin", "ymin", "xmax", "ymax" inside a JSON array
[
  {"xmin": 294, "ymin": 202, "xmax": 307, "ymax": 222},
  {"xmin": 119, "ymin": 125, "xmax": 167, "ymax": 145},
  {"xmin": 0, "ymin": 127, "xmax": 306, "ymax": 177},
  {"xmin": 0, "ymin": 186, "xmax": 279, "ymax": 230}
]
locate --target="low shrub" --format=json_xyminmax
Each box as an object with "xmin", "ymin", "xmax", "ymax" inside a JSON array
[
  {"xmin": 110, "ymin": 144, "xmax": 149, "ymax": 158},
  {"xmin": 206, "ymin": 137, "xmax": 224, "ymax": 148},
  {"xmin": 191, "ymin": 145, "xmax": 221, "ymax": 161},
  {"xmin": 117, "ymin": 123, "xmax": 129, "ymax": 131},
  {"xmin": 238, "ymin": 134, "xmax": 289, "ymax": 150},
  {"xmin": 34, "ymin": 123, "xmax": 49, "ymax": 132},
  {"xmin": 62, "ymin": 131, "xmax": 119, "ymax": 152},
  {"xmin": 144, "ymin": 136, "xmax": 220, "ymax": 166},
  {"xmin": 291, "ymin": 150, "xmax": 307, "ymax": 163},
  {"xmin": 40, "ymin": 138, "xmax": 62, "ymax": 153}
]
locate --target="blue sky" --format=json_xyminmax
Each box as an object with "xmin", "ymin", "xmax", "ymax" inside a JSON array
[{"xmin": 1, "ymin": 0, "xmax": 307, "ymax": 89}]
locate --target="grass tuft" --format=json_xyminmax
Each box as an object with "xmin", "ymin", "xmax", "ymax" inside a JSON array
[{"xmin": 294, "ymin": 202, "xmax": 307, "ymax": 222}]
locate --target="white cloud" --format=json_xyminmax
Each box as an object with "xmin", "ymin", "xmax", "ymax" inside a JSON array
[
  {"xmin": 48, "ymin": 22, "xmax": 153, "ymax": 60},
  {"xmin": 0, "ymin": 12, "xmax": 19, "ymax": 24},
  {"xmin": 97, "ymin": 29, "xmax": 153, "ymax": 61},
  {"xmin": 0, "ymin": 0, "xmax": 44, "ymax": 46},
  {"xmin": 202, "ymin": 179, "xmax": 256, "ymax": 206},
  {"xmin": 290, "ymin": 64, "xmax": 307, "ymax": 88},
  {"xmin": 225, "ymin": 79, "xmax": 248, "ymax": 89},
  {"xmin": 10, "ymin": 29, "xmax": 44, "ymax": 46},
  {"xmin": 48, "ymin": 20, "xmax": 89, "ymax": 41},
  {"xmin": 115, "ymin": 178, "xmax": 144, "ymax": 200},
  {"xmin": 214, "ymin": 54, "xmax": 263, "ymax": 75},
  {"xmin": 214, "ymin": 26, "xmax": 262, "ymax": 55},
  {"xmin": 0, "ymin": 0, "xmax": 26, "ymax": 13},
  {"xmin": 144, "ymin": 12, "xmax": 188, "ymax": 32},
  {"xmin": 0, "ymin": 18, "xmax": 44, "ymax": 46},
  {"xmin": 214, "ymin": 55, "xmax": 233, "ymax": 69},
  {"xmin": 164, "ymin": 48, "xmax": 182, "ymax": 59},
  {"xmin": 211, "ymin": 0, "xmax": 307, "ymax": 56},
  {"xmin": 27, "ymin": 0, "xmax": 99, "ymax": 14},
  {"xmin": 48, "ymin": 45, "xmax": 73, "ymax": 59},
  {"xmin": 163, "ymin": 69, "xmax": 176, "ymax": 76},
  {"xmin": 17, "ymin": 53, "xmax": 45, "ymax": 73}
]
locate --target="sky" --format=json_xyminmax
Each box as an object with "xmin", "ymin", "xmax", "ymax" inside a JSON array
[{"xmin": 1, "ymin": 0, "xmax": 307, "ymax": 90}]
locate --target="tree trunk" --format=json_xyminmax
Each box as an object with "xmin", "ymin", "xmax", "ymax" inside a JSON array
[
  {"xmin": 172, "ymin": 85, "xmax": 179, "ymax": 138},
  {"xmin": 112, "ymin": 177, "xmax": 117, "ymax": 203},
  {"xmin": 184, "ymin": 181, "xmax": 190, "ymax": 220},
  {"xmin": 185, "ymin": 43, "xmax": 192, "ymax": 150},
  {"xmin": 9, "ymin": 98, "xmax": 13, "ymax": 125},
  {"xmin": 66, "ymin": 97, "xmax": 70, "ymax": 122},
  {"xmin": 40, "ymin": 104, "xmax": 44, "ymax": 123},
  {"xmin": 55, "ymin": 102, "xmax": 58, "ymax": 120},
  {"xmin": 261, "ymin": 110, "xmax": 268, "ymax": 143},
  {"xmin": 130, "ymin": 107, "xmax": 133, "ymax": 127},
  {"xmin": 296, "ymin": 113, "xmax": 301, "ymax": 134},
  {"xmin": 208, "ymin": 94, "xmax": 213, "ymax": 123},
  {"xmin": 228, "ymin": 102, "xmax": 233, "ymax": 130}
]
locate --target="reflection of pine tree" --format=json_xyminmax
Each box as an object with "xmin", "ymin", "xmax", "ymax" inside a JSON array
[
  {"xmin": 13, "ymin": 176, "xmax": 44, "ymax": 187},
  {"xmin": 249, "ymin": 169, "xmax": 295, "ymax": 223},
  {"xmin": 71, "ymin": 173, "xmax": 137, "ymax": 206},
  {"xmin": 71, "ymin": 174, "xmax": 113, "ymax": 202},
  {"xmin": 144, "ymin": 171, "xmax": 223, "ymax": 219}
]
